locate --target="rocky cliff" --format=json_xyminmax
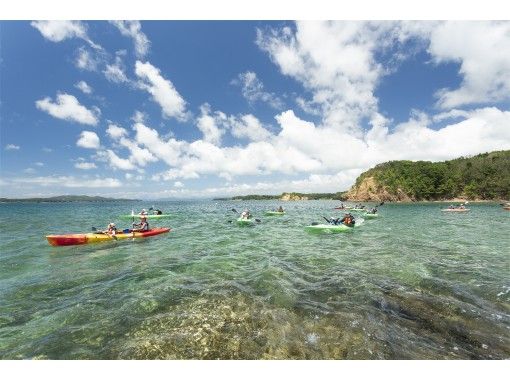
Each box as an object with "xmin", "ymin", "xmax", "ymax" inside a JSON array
[
  {"xmin": 345, "ymin": 176, "xmax": 414, "ymax": 202},
  {"xmin": 280, "ymin": 192, "xmax": 309, "ymax": 201},
  {"xmin": 344, "ymin": 150, "xmax": 510, "ymax": 202}
]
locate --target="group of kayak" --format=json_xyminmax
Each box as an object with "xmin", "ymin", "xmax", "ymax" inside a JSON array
[
  {"xmin": 47, "ymin": 202, "xmax": 385, "ymax": 246},
  {"xmin": 441, "ymin": 203, "xmax": 470, "ymax": 212},
  {"xmin": 235, "ymin": 203, "xmax": 381, "ymax": 233},
  {"xmin": 50, "ymin": 199, "xmax": 501, "ymax": 246},
  {"xmin": 46, "ymin": 207, "xmax": 171, "ymax": 246}
]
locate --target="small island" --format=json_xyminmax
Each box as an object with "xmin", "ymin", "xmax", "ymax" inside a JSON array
[
  {"xmin": 214, "ymin": 192, "xmax": 347, "ymax": 201},
  {"xmin": 0, "ymin": 195, "xmax": 140, "ymax": 203}
]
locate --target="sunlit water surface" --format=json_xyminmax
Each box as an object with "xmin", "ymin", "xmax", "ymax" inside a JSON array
[{"xmin": 0, "ymin": 201, "xmax": 508, "ymax": 359}]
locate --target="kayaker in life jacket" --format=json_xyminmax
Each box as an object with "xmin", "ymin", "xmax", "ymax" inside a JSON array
[
  {"xmin": 368, "ymin": 207, "xmax": 377, "ymax": 214},
  {"xmin": 340, "ymin": 213, "xmax": 355, "ymax": 227},
  {"xmin": 154, "ymin": 209, "xmax": 163, "ymax": 215},
  {"xmin": 103, "ymin": 222, "xmax": 117, "ymax": 236},
  {"xmin": 140, "ymin": 209, "xmax": 148, "ymax": 216},
  {"xmin": 240, "ymin": 210, "xmax": 251, "ymax": 219},
  {"xmin": 277, "ymin": 206, "xmax": 284, "ymax": 212},
  {"xmin": 132, "ymin": 215, "xmax": 149, "ymax": 232}
]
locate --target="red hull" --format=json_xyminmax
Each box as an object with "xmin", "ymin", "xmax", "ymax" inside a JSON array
[{"xmin": 46, "ymin": 228, "xmax": 171, "ymax": 246}]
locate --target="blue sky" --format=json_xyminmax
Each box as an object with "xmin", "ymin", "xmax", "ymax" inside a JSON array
[{"xmin": 1, "ymin": 20, "xmax": 509, "ymax": 199}]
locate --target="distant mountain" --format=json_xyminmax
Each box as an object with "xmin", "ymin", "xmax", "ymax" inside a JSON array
[
  {"xmin": 0, "ymin": 195, "xmax": 140, "ymax": 202},
  {"xmin": 214, "ymin": 192, "xmax": 346, "ymax": 201},
  {"xmin": 346, "ymin": 150, "xmax": 510, "ymax": 201}
]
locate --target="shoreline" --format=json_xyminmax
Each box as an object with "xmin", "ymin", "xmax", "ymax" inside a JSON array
[{"xmin": 215, "ymin": 198, "xmax": 503, "ymax": 203}]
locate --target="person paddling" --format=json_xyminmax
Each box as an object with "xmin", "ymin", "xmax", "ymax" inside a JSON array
[
  {"xmin": 132, "ymin": 215, "xmax": 149, "ymax": 232},
  {"xmin": 102, "ymin": 222, "xmax": 117, "ymax": 236},
  {"xmin": 277, "ymin": 206, "xmax": 284, "ymax": 212},
  {"xmin": 240, "ymin": 209, "xmax": 251, "ymax": 220},
  {"xmin": 340, "ymin": 213, "xmax": 355, "ymax": 227}
]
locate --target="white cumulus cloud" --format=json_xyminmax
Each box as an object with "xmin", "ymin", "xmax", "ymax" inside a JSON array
[
  {"xmin": 5, "ymin": 144, "xmax": 20, "ymax": 151},
  {"xmin": 75, "ymin": 162, "xmax": 97, "ymax": 170},
  {"xmin": 36, "ymin": 93, "xmax": 100, "ymax": 125},
  {"xmin": 106, "ymin": 124, "xmax": 128, "ymax": 139},
  {"xmin": 96, "ymin": 150, "xmax": 136, "ymax": 171},
  {"xmin": 229, "ymin": 114, "xmax": 272, "ymax": 142},
  {"xmin": 111, "ymin": 21, "xmax": 150, "ymax": 58},
  {"xmin": 31, "ymin": 21, "xmax": 101, "ymax": 49},
  {"xmin": 104, "ymin": 56, "xmax": 129, "ymax": 83},
  {"xmin": 77, "ymin": 131, "xmax": 100, "ymax": 149},
  {"xmin": 131, "ymin": 110, "xmax": 147, "ymax": 123},
  {"xmin": 233, "ymin": 71, "xmax": 283, "ymax": 109},
  {"xmin": 428, "ymin": 21, "xmax": 510, "ymax": 108},
  {"xmin": 75, "ymin": 47, "xmax": 99, "ymax": 71},
  {"xmin": 75, "ymin": 80, "xmax": 93, "ymax": 94},
  {"xmin": 256, "ymin": 21, "xmax": 395, "ymax": 133},
  {"xmin": 134, "ymin": 122, "xmax": 186, "ymax": 166},
  {"xmin": 196, "ymin": 104, "xmax": 227, "ymax": 146},
  {"xmin": 135, "ymin": 61, "xmax": 188, "ymax": 121},
  {"xmin": 105, "ymin": 123, "xmax": 157, "ymax": 167}
]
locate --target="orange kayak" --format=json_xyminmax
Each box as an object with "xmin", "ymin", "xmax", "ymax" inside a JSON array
[{"xmin": 46, "ymin": 227, "xmax": 171, "ymax": 246}]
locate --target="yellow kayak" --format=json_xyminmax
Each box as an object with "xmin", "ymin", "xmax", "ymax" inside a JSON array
[{"xmin": 46, "ymin": 228, "xmax": 171, "ymax": 246}]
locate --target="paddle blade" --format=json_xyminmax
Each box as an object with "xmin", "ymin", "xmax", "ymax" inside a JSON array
[
  {"xmin": 91, "ymin": 227, "xmax": 97, "ymax": 231},
  {"xmin": 123, "ymin": 229, "xmax": 131, "ymax": 233},
  {"xmin": 231, "ymin": 208, "xmax": 238, "ymax": 213},
  {"xmin": 255, "ymin": 219, "xmax": 261, "ymax": 223}
]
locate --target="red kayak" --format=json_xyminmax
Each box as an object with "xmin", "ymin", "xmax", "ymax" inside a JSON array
[{"xmin": 46, "ymin": 227, "xmax": 171, "ymax": 246}]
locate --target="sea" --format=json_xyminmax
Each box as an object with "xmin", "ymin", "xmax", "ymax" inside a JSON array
[{"xmin": 0, "ymin": 200, "xmax": 508, "ymax": 359}]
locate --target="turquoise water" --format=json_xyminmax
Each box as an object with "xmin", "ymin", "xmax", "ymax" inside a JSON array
[{"xmin": 0, "ymin": 201, "xmax": 508, "ymax": 359}]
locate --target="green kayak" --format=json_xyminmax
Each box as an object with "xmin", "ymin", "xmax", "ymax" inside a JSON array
[
  {"xmin": 350, "ymin": 208, "xmax": 367, "ymax": 211},
  {"xmin": 236, "ymin": 217, "xmax": 255, "ymax": 226},
  {"xmin": 363, "ymin": 213, "xmax": 379, "ymax": 219},
  {"xmin": 305, "ymin": 224, "xmax": 354, "ymax": 233},
  {"xmin": 119, "ymin": 214, "xmax": 171, "ymax": 219},
  {"xmin": 265, "ymin": 211, "xmax": 285, "ymax": 216}
]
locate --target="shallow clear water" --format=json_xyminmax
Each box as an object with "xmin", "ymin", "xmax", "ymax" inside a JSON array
[{"xmin": 0, "ymin": 200, "xmax": 508, "ymax": 359}]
